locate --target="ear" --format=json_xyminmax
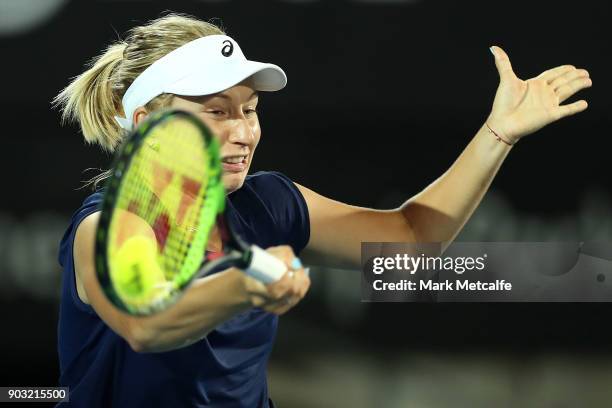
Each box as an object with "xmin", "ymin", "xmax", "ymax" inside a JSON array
[{"xmin": 132, "ymin": 106, "xmax": 149, "ymax": 127}]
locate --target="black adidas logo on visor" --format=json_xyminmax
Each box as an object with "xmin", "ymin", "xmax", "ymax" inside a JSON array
[{"xmin": 221, "ymin": 40, "xmax": 233, "ymax": 57}]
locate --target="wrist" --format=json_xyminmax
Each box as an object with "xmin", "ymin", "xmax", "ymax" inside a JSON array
[{"xmin": 485, "ymin": 116, "xmax": 517, "ymax": 145}]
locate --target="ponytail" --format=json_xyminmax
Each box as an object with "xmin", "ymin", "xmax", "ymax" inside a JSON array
[
  {"xmin": 53, "ymin": 42, "xmax": 127, "ymax": 151},
  {"xmin": 53, "ymin": 13, "xmax": 225, "ymax": 156}
]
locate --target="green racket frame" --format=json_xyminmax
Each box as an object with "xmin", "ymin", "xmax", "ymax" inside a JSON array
[{"xmin": 95, "ymin": 109, "xmax": 225, "ymax": 315}]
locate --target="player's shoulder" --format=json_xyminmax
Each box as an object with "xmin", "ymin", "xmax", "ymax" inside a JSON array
[
  {"xmin": 71, "ymin": 190, "xmax": 105, "ymax": 222},
  {"xmin": 72, "ymin": 191, "xmax": 105, "ymax": 234},
  {"xmin": 75, "ymin": 210, "xmax": 101, "ymax": 238},
  {"xmin": 232, "ymin": 171, "xmax": 305, "ymax": 219},
  {"xmin": 241, "ymin": 171, "xmax": 309, "ymax": 251},
  {"xmin": 240, "ymin": 170, "xmax": 308, "ymax": 221},
  {"xmin": 59, "ymin": 191, "xmax": 105, "ymax": 260},
  {"xmin": 59, "ymin": 209, "xmax": 100, "ymax": 269},
  {"xmin": 243, "ymin": 171, "xmax": 295, "ymax": 193}
]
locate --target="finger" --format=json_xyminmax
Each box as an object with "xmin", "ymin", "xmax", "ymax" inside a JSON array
[
  {"xmin": 263, "ymin": 294, "xmax": 298, "ymax": 315},
  {"xmin": 266, "ymin": 266, "xmax": 306, "ymax": 300},
  {"xmin": 555, "ymin": 100, "xmax": 588, "ymax": 120},
  {"xmin": 289, "ymin": 270, "xmax": 306, "ymax": 299},
  {"xmin": 275, "ymin": 269, "xmax": 310, "ymax": 308},
  {"xmin": 266, "ymin": 245, "xmax": 296, "ymax": 266},
  {"xmin": 262, "ymin": 302, "xmax": 291, "ymax": 315},
  {"xmin": 297, "ymin": 272, "xmax": 311, "ymax": 298},
  {"xmin": 262, "ymin": 275, "xmax": 310, "ymax": 315},
  {"xmin": 538, "ymin": 65, "xmax": 576, "ymax": 84},
  {"xmin": 266, "ymin": 272, "xmax": 293, "ymax": 300},
  {"xmin": 490, "ymin": 45, "xmax": 516, "ymax": 82},
  {"xmin": 550, "ymin": 68, "xmax": 589, "ymax": 91},
  {"xmin": 248, "ymin": 292, "xmax": 270, "ymax": 308},
  {"xmin": 555, "ymin": 77, "xmax": 593, "ymax": 103}
]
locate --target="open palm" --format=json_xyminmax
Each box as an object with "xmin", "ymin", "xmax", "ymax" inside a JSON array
[{"xmin": 487, "ymin": 46, "xmax": 592, "ymax": 144}]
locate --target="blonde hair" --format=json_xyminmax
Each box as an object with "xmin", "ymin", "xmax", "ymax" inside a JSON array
[{"xmin": 53, "ymin": 13, "xmax": 225, "ymax": 152}]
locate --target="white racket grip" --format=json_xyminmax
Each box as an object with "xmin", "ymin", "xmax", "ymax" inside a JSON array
[{"xmin": 245, "ymin": 245, "xmax": 287, "ymax": 283}]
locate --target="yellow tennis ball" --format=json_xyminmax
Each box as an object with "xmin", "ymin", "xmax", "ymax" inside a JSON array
[{"xmin": 110, "ymin": 236, "xmax": 167, "ymax": 304}]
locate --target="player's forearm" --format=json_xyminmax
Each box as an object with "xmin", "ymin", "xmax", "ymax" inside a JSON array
[
  {"xmin": 130, "ymin": 268, "xmax": 251, "ymax": 353},
  {"xmin": 400, "ymin": 123, "xmax": 512, "ymax": 249}
]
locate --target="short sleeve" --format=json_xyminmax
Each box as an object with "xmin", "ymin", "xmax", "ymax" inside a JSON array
[
  {"xmin": 58, "ymin": 192, "xmax": 104, "ymax": 314},
  {"xmin": 244, "ymin": 171, "xmax": 311, "ymax": 254}
]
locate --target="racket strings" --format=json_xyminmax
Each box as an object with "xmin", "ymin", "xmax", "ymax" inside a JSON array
[{"xmin": 109, "ymin": 118, "xmax": 215, "ymax": 298}]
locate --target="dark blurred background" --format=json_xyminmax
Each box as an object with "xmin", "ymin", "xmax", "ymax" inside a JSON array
[{"xmin": 1, "ymin": 0, "xmax": 611, "ymax": 406}]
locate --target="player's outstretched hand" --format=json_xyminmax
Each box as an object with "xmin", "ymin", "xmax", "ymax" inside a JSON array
[{"xmin": 487, "ymin": 46, "xmax": 592, "ymax": 144}]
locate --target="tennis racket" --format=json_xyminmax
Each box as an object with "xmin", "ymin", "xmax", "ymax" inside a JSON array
[{"xmin": 95, "ymin": 109, "xmax": 287, "ymax": 315}]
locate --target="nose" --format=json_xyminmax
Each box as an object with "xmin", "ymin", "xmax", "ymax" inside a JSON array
[{"xmin": 226, "ymin": 118, "xmax": 254, "ymax": 145}]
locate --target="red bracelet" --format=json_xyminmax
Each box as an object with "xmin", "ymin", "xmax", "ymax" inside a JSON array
[{"xmin": 485, "ymin": 123, "xmax": 514, "ymax": 146}]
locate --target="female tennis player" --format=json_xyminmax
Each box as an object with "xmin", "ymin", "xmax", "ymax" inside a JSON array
[{"xmin": 54, "ymin": 13, "xmax": 592, "ymax": 407}]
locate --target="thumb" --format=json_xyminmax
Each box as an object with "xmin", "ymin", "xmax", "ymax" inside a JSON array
[{"xmin": 490, "ymin": 45, "xmax": 516, "ymax": 82}]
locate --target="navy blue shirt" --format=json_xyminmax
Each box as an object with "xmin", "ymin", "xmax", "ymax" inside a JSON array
[{"xmin": 57, "ymin": 171, "xmax": 310, "ymax": 407}]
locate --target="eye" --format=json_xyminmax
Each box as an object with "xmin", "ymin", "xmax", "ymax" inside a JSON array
[
  {"xmin": 205, "ymin": 109, "xmax": 225, "ymax": 117},
  {"xmin": 244, "ymin": 108, "xmax": 258, "ymax": 116}
]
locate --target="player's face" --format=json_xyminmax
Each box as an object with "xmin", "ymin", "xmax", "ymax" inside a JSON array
[{"xmin": 171, "ymin": 82, "xmax": 261, "ymax": 193}]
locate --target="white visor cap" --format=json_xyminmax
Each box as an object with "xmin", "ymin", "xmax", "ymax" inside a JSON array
[{"xmin": 115, "ymin": 35, "xmax": 287, "ymax": 129}]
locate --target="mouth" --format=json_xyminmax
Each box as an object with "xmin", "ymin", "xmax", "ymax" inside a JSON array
[{"xmin": 221, "ymin": 154, "xmax": 248, "ymax": 173}]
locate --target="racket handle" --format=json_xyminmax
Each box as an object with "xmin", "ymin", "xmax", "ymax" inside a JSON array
[{"xmin": 245, "ymin": 245, "xmax": 287, "ymax": 283}]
